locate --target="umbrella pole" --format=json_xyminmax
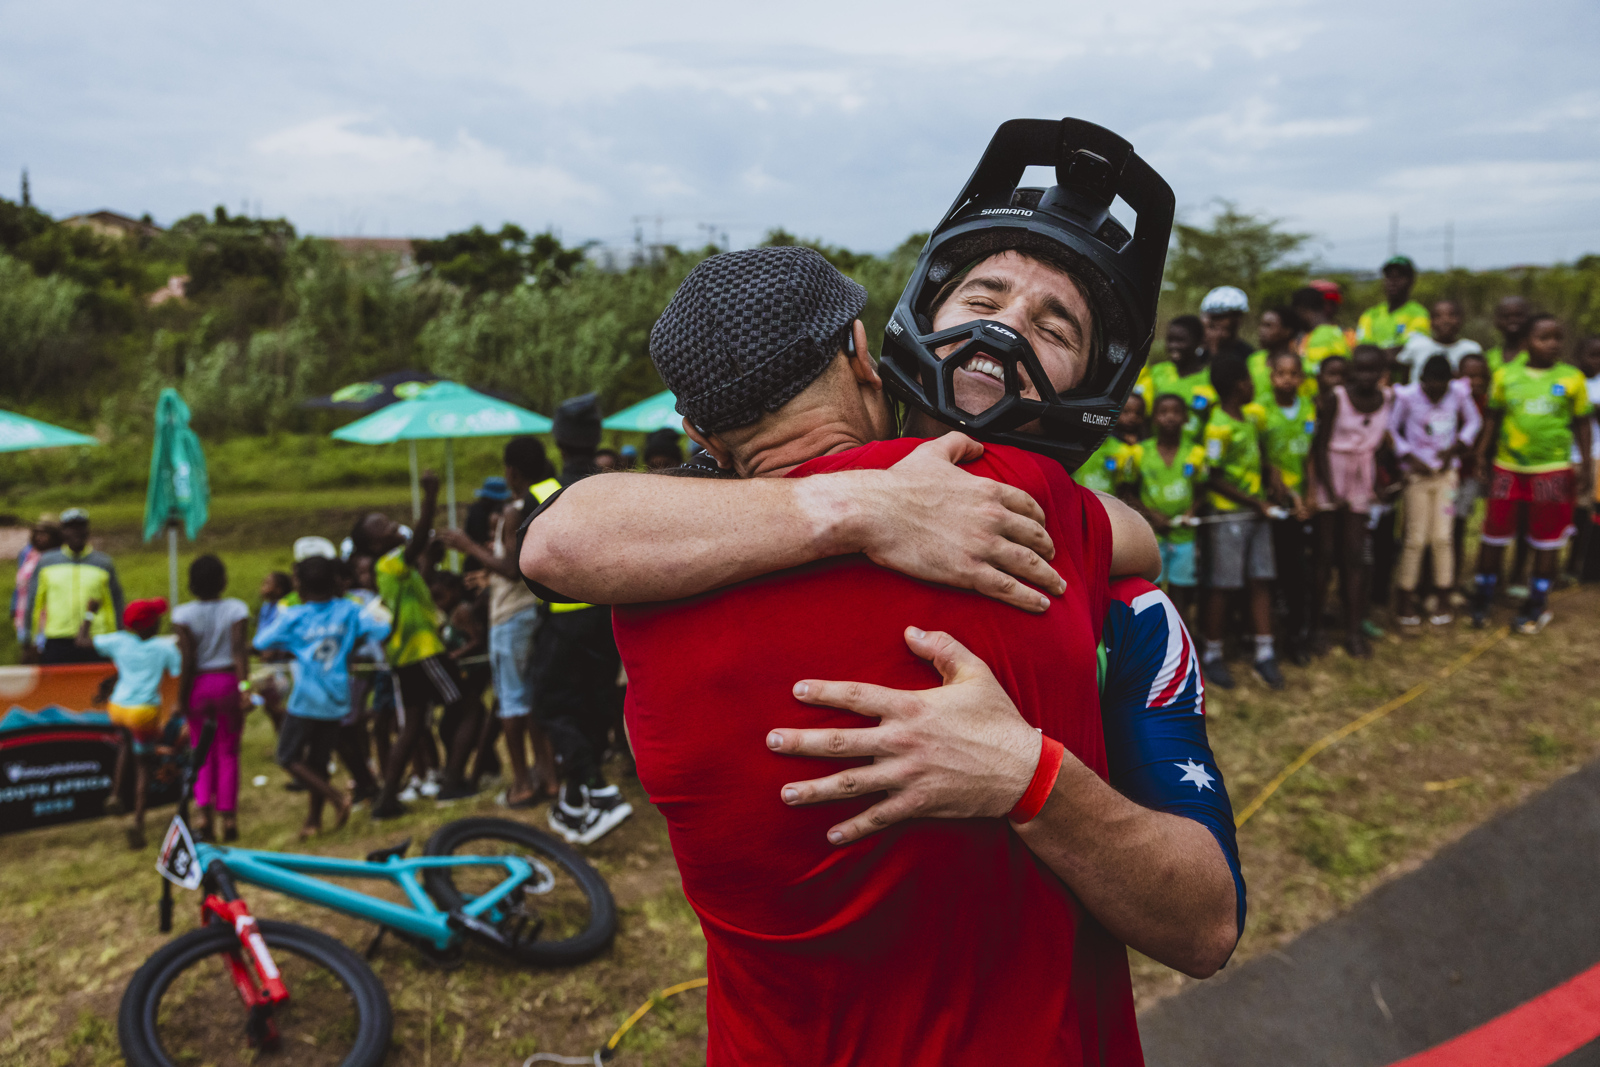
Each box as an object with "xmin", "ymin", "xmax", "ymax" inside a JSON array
[
  {"xmin": 444, "ymin": 438, "xmax": 459, "ymax": 572},
  {"xmin": 167, "ymin": 524, "xmax": 179, "ymax": 608},
  {"xmin": 408, "ymin": 440, "xmax": 421, "ymax": 522}
]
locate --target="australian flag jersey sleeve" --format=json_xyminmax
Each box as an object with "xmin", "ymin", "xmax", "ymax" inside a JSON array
[{"xmin": 1100, "ymin": 577, "xmax": 1245, "ymax": 947}]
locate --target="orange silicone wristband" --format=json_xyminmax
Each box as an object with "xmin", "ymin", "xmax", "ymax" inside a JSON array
[{"xmin": 1007, "ymin": 735, "xmax": 1066, "ymax": 824}]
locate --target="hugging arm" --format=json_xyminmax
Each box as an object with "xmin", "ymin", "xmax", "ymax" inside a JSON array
[
  {"xmin": 521, "ymin": 434, "xmax": 1068, "ymax": 613},
  {"xmin": 770, "ymin": 625, "xmax": 1239, "ymax": 979}
]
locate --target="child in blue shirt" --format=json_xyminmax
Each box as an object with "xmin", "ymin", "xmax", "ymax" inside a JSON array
[
  {"xmin": 79, "ymin": 596, "xmax": 181, "ymax": 849},
  {"xmin": 254, "ymin": 556, "xmax": 390, "ymax": 839}
]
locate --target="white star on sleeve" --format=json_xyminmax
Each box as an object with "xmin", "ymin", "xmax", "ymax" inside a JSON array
[{"xmin": 1175, "ymin": 759, "xmax": 1216, "ymax": 792}]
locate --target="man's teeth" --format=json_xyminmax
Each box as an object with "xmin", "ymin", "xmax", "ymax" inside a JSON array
[{"xmin": 963, "ymin": 357, "xmax": 1004, "ymax": 382}]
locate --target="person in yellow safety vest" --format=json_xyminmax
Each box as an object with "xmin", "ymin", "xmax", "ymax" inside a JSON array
[
  {"xmin": 531, "ymin": 393, "xmax": 634, "ymax": 846},
  {"xmin": 22, "ymin": 508, "xmax": 125, "ymax": 665},
  {"xmin": 437, "ymin": 435, "xmax": 562, "ymax": 808}
]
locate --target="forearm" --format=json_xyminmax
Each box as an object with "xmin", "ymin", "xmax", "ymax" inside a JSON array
[
  {"xmin": 521, "ymin": 472, "xmax": 866, "ymax": 604},
  {"xmin": 456, "ymin": 537, "xmax": 521, "ymax": 580},
  {"xmin": 406, "ymin": 494, "xmax": 439, "ymax": 567},
  {"xmin": 1014, "ymin": 757, "xmax": 1238, "ymax": 977}
]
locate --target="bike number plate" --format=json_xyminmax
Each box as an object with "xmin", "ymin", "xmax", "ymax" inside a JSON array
[{"xmin": 157, "ymin": 816, "xmax": 203, "ymax": 890}]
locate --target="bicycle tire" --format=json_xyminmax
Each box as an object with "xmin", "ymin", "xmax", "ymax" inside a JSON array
[
  {"xmin": 422, "ymin": 816, "xmax": 616, "ymax": 966},
  {"xmin": 118, "ymin": 919, "xmax": 392, "ymax": 1067}
]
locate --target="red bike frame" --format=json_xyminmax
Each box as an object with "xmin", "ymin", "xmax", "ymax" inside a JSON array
[{"xmin": 201, "ymin": 894, "xmax": 290, "ymax": 1047}]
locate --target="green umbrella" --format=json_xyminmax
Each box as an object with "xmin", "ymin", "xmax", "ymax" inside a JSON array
[
  {"xmin": 144, "ymin": 389, "xmax": 210, "ymax": 606},
  {"xmin": 331, "ymin": 382, "xmax": 553, "ymax": 554},
  {"xmin": 601, "ymin": 390, "xmax": 682, "ymax": 433},
  {"xmin": 0, "ymin": 410, "xmax": 98, "ymax": 452}
]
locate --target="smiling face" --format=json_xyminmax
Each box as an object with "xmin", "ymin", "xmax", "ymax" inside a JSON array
[
  {"xmin": 930, "ymin": 251, "xmax": 1095, "ymax": 418},
  {"xmin": 1165, "ymin": 320, "xmax": 1202, "ymax": 364},
  {"xmin": 1430, "ymin": 300, "xmax": 1463, "ymax": 344},
  {"xmin": 1494, "ymin": 296, "xmax": 1531, "ymax": 342}
]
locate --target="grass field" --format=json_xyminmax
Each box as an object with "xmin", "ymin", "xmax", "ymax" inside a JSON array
[{"xmin": 5, "ymin": 485, "xmax": 1600, "ymax": 1064}]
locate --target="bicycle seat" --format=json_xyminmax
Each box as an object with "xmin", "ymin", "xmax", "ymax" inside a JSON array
[{"xmin": 365, "ymin": 839, "xmax": 411, "ymax": 864}]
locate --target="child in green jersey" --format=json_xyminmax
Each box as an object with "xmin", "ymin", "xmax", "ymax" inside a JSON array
[
  {"xmin": 1262, "ymin": 352, "xmax": 1317, "ymax": 661},
  {"xmin": 1200, "ymin": 356, "xmax": 1284, "ymax": 690},
  {"xmin": 1122, "ymin": 393, "xmax": 1208, "ymax": 618},
  {"xmin": 1292, "ymin": 286, "xmax": 1350, "ymax": 382},
  {"xmin": 1147, "ymin": 315, "xmax": 1218, "ymax": 438},
  {"xmin": 1247, "ymin": 306, "xmax": 1300, "ymax": 406},
  {"xmin": 1470, "ymin": 316, "xmax": 1595, "ymax": 633}
]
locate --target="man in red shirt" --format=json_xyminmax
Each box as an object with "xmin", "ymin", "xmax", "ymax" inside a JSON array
[{"xmin": 524, "ymin": 120, "xmax": 1237, "ymax": 1063}]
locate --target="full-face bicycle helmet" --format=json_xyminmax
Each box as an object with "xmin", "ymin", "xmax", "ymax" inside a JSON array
[{"xmin": 879, "ymin": 117, "xmax": 1175, "ymax": 469}]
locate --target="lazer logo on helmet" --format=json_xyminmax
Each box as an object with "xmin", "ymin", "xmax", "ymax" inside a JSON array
[
  {"xmin": 984, "ymin": 323, "xmax": 1018, "ymax": 340},
  {"xmin": 980, "ymin": 208, "xmax": 1034, "ymax": 217},
  {"xmin": 886, "ymin": 318, "xmax": 904, "ymax": 336}
]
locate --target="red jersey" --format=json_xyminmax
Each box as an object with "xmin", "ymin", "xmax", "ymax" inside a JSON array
[{"xmin": 615, "ymin": 438, "xmax": 1141, "ymax": 1066}]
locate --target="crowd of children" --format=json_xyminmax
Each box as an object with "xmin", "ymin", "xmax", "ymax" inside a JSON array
[
  {"xmin": 1090, "ymin": 256, "xmax": 1600, "ymax": 690},
  {"xmin": 80, "ymin": 426, "xmax": 647, "ymax": 850}
]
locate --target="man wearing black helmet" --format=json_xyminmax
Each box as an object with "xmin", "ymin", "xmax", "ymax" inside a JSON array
[
  {"xmin": 533, "ymin": 393, "xmax": 632, "ymax": 844},
  {"xmin": 522, "ymin": 121, "xmax": 1239, "ymax": 1063}
]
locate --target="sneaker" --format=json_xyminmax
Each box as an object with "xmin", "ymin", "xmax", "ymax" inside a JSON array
[
  {"xmin": 1252, "ymin": 656, "xmax": 1285, "ymax": 690},
  {"xmin": 1360, "ymin": 619, "xmax": 1386, "ymax": 639},
  {"xmin": 1513, "ymin": 609, "xmax": 1553, "ymax": 635},
  {"xmin": 397, "ymin": 782, "xmax": 421, "ymax": 803},
  {"xmin": 419, "ymin": 771, "xmax": 441, "ymax": 799},
  {"xmin": 585, "ymin": 783, "xmax": 634, "ymax": 839},
  {"xmin": 1507, "ymin": 584, "xmax": 1530, "ymax": 602},
  {"xmin": 370, "ymin": 794, "xmax": 408, "ymax": 821},
  {"xmin": 1396, "ymin": 615, "xmax": 1422, "ymax": 628},
  {"xmin": 1429, "ymin": 612, "xmax": 1454, "ymax": 626},
  {"xmin": 1202, "ymin": 657, "xmax": 1235, "ymax": 690},
  {"xmin": 548, "ymin": 784, "xmax": 634, "ymax": 846}
]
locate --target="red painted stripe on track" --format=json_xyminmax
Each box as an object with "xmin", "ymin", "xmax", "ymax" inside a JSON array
[
  {"xmin": 0, "ymin": 729, "xmax": 117, "ymax": 750},
  {"xmin": 1388, "ymin": 961, "xmax": 1600, "ymax": 1067}
]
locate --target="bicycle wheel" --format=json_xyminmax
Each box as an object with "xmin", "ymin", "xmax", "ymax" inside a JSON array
[
  {"xmin": 119, "ymin": 919, "xmax": 392, "ymax": 1067},
  {"xmin": 422, "ymin": 816, "xmax": 616, "ymax": 966}
]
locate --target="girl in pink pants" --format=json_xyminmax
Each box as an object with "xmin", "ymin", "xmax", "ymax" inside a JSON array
[{"xmin": 172, "ymin": 555, "xmax": 253, "ymax": 842}]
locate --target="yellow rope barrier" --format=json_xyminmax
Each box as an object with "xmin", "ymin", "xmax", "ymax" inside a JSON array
[
  {"xmin": 1233, "ymin": 622, "xmax": 1515, "ymax": 829},
  {"xmin": 603, "ymin": 978, "xmax": 710, "ymax": 1054}
]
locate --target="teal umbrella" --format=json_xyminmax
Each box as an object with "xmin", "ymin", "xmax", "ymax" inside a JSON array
[
  {"xmin": 602, "ymin": 390, "xmax": 682, "ymax": 433},
  {"xmin": 331, "ymin": 382, "xmax": 553, "ymax": 554},
  {"xmin": 0, "ymin": 410, "xmax": 98, "ymax": 452},
  {"xmin": 144, "ymin": 389, "xmax": 210, "ymax": 607}
]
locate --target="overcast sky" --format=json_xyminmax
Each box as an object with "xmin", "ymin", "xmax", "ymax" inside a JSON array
[{"xmin": 4, "ymin": 0, "xmax": 1597, "ymax": 269}]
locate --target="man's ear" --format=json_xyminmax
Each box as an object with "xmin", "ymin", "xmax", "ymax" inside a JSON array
[
  {"xmin": 682, "ymin": 417, "xmax": 735, "ymax": 470},
  {"xmin": 846, "ymin": 320, "xmax": 880, "ymax": 389}
]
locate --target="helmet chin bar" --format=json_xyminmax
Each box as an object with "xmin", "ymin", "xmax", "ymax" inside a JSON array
[{"xmin": 924, "ymin": 319, "xmax": 1057, "ymax": 434}]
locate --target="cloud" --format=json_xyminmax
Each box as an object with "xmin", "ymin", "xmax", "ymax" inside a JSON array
[{"xmin": 246, "ymin": 115, "xmax": 599, "ymax": 220}]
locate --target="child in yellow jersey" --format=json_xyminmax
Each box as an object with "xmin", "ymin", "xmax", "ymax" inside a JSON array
[
  {"xmin": 1076, "ymin": 393, "xmax": 1144, "ymax": 495},
  {"xmin": 1292, "ymin": 286, "xmax": 1350, "ymax": 386},
  {"xmin": 1200, "ymin": 356, "xmax": 1284, "ymax": 690},
  {"xmin": 1470, "ymin": 315, "xmax": 1595, "ymax": 633},
  {"xmin": 1261, "ymin": 352, "xmax": 1318, "ymax": 662},
  {"xmin": 1356, "ymin": 256, "xmax": 1431, "ymax": 367},
  {"xmin": 1146, "ymin": 315, "xmax": 1218, "ymax": 438},
  {"xmin": 1247, "ymin": 306, "xmax": 1300, "ymax": 406},
  {"xmin": 1122, "ymin": 393, "xmax": 1208, "ymax": 619}
]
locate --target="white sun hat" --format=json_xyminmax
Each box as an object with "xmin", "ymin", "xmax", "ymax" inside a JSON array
[{"xmin": 1200, "ymin": 286, "xmax": 1250, "ymax": 314}]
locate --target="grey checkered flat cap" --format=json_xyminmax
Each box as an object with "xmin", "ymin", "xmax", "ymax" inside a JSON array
[{"xmin": 649, "ymin": 246, "xmax": 868, "ymax": 433}]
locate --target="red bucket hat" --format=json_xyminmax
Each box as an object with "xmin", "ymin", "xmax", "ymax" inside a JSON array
[{"xmin": 123, "ymin": 598, "xmax": 168, "ymax": 631}]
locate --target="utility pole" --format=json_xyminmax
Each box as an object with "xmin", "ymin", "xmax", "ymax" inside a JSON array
[
  {"xmin": 1388, "ymin": 214, "xmax": 1399, "ymax": 259},
  {"xmin": 1444, "ymin": 220, "xmax": 1455, "ymax": 271},
  {"xmin": 20, "ymin": 168, "xmax": 29, "ymax": 208}
]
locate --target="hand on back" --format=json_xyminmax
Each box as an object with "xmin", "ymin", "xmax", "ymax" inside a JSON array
[{"xmin": 851, "ymin": 434, "xmax": 1064, "ymax": 613}]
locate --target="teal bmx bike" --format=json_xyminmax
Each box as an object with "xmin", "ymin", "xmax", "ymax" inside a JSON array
[{"xmin": 117, "ymin": 726, "xmax": 617, "ymax": 1067}]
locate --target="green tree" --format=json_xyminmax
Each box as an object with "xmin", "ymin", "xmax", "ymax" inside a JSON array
[
  {"xmin": 1164, "ymin": 201, "xmax": 1312, "ymax": 315},
  {"xmin": 174, "ymin": 206, "xmax": 297, "ymax": 298},
  {"xmin": 0, "ymin": 251, "xmax": 87, "ymax": 399},
  {"xmin": 414, "ymin": 225, "xmax": 588, "ymax": 296}
]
